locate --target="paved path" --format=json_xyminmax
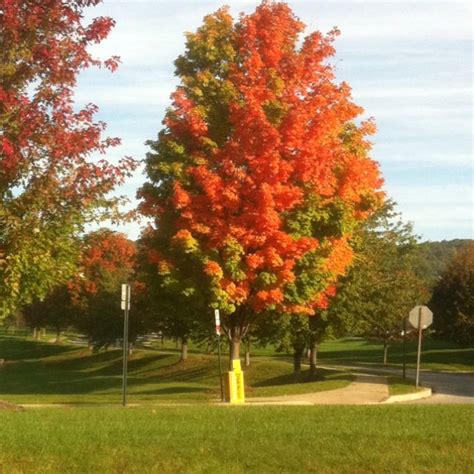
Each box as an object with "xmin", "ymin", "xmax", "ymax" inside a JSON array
[{"xmin": 246, "ymin": 373, "xmax": 389, "ymax": 405}]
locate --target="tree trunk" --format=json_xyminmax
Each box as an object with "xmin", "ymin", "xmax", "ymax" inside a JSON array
[
  {"xmin": 33, "ymin": 327, "xmax": 38, "ymax": 339},
  {"xmin": 229, "ymin": 339, "xmax": 240, "ymax": 369},
  {"xmin": 55, "ymin": 327, "xmax": 61, "ymax": 344},
  {"xmin": 383, "ymin": 342, "xmax": 389, "ymax": 365},
  {"xmin": 180, "ymin": 337, "xmax": 188, "ymax": 361},
  {"xmin": 293, "ymin": 347, "xmax": 304, "ymax": 375},
  {"xmin": 227, "ymin": 308, "xmax": 250, "ymax": 369},
  {"xmin": 309, "ymin": 342, "xmax": 318, "ymax": 376},
  {"xmin": 42, "ymin": 328, "xmax": 46, "ymax": 338}
]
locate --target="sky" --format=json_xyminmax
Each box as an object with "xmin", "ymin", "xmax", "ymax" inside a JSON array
[{"xmin": 78, "ymin": 0, "xmax": 473, "ymax": 242}]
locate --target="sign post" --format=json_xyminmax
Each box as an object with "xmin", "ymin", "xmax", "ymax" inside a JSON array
[
  {"xmin": 121, "ymin": 283, "xmax": 131, "ymax": 407},
  {"xmin": 214, "ymin": 309, "xmax": 224, "ymax": 402},
  {"xmin": 402, "ymin": 317, "xmax": 407, "ymax": 379},
  {"xmin": 408, "ymin": 305, "xmax": 433, "ymax": 388}
]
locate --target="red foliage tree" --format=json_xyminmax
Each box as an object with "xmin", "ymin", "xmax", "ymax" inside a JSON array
[
  {"xmin": 68, "ymin": 230, "xmax": 137, "ymax": 301},
  {"xmin": 67, "ymin": 229, "xmax": 137, "ymax": 348},
  {"xmin": 0, "ymin": 0, "xmax": 137, "ymax": 318},
  {"xmin": 139, "ymin": 2, "xmax": 384, "ymax": 359}
]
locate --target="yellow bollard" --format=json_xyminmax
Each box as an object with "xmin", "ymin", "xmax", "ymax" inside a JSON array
[{"xmin": 227, "ymin": 359, "xmax": 245, "ymax": 404}]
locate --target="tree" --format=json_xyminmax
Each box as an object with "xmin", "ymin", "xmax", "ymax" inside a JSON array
[
  {"xmin": 138, "ymin": 2, "xmax": 383, "ymax": 363},
  {"xmin": 68, "ymin": 229, "xmax": 138, "ymax": 349},
  {"xmin": 430, "ymin": 242, "xmax": 474, "ymax": 346},
  {"xmin": 23, "ymin": 286, "xmax": 77, "ymax": 343},
  {"xmin": 0, "ymin": 0, "xmax": 137, "ymax": 319},
  {"xmin": 416, "ymin": 239, "xmax": 470, "ymax": 290},
  {"xmin": 324, "ymin": 201, "xmax": 427, "ymax": 364},
  {"xmin": 255, "ymin": 293, "xmax": 351, "ymax": 374},
  {"xmin": 136, "ymin": 230, "xmax": 206, "ymax": 361}
]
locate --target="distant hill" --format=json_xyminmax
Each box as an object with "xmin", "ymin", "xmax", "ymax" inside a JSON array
[{"xmin": 416, "ymin": 239, "xmax": 472, "ymax": 289}]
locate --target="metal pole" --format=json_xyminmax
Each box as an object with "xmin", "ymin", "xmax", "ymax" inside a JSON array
[
  {"xmin": 402, "ymin": 317, "xmax": 407, "ymax": 379},
  {"xmin": 217, "ymin": 334, "xmax": 224, "ymax": 402},
  {"xmin": 415, "ymin": 306, "xmax": 423, "ymax": 388},
  {"xmin": 122, "ymin": 285, "xmax": 130, "ymax": 407}
]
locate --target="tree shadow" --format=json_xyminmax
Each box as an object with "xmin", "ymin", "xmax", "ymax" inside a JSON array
[
  {"xmin": 0, "ymin": 335, "xmax": 77, "ymax": 361},
  {"xmin": 253, "ymin": 368, "xmax": 351, "ymax": 388}
]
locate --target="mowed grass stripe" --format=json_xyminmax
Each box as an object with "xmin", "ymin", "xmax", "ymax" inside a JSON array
[{"xmin": 0, "ymin": 406, "xmax": 472, "ymax": 473}]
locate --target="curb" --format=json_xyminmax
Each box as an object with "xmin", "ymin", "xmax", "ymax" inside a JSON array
[{"xmin": 382, "ymin": 387, "xmax": 432, "ymax": 404}]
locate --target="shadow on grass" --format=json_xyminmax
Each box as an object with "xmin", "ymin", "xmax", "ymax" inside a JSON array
[
  {"xmin": 0, "ymin": 335, "xmax": 76, "ymax": 361},
  {"xmin": 131, "ymin": 385, "xmax": 209, "ymax": 396},
  {"xmin": 253, "ymin": 368, "xmax": 351, "ymax": 388}
]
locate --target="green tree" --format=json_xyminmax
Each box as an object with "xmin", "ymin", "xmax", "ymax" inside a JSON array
[
  {"xmin": 254, "ymin": 308, "xmax": 345, "ymax": 375},
  {"xmin": 325, "ymin": 202, "xmax": 427, "ymax": 364},
  {"xmin": 429, "ymin": 242, "xmax": 474, "ymax": 345},
  {"xmin": 23, "ymin": 286, "xmax": 77, "ymax": 343},
  {"xmin": 416, "ymin": 239, "xmax": 470, "ymax": 289}
]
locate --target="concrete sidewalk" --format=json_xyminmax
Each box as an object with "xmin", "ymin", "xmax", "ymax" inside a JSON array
[{"xmin": 246, "ymin": 373, "xmax": 389, "ymax": 405}]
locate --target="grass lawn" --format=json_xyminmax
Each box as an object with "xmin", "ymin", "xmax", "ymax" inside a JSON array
[
  {"xmin": 0, "ymin": 335, "xmax": 351, "ymax": 404},
  {"xmin": 316, "ymin": 337, "xmax": 474, "ymax": 372},
  {"xmin": 0, "ymin": 405, "xmax": 472, "ymax": 473},
  {"xmin": 1, "ymin": 333, "xmax": 471, "ymax": 404},
  {"xmin": 387, "ymin": 376, "xmax": 426, "ymax": 396}
]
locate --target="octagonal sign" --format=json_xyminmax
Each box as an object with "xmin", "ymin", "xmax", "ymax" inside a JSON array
[{"xmin": 408, "ymin": 305, "xmax": 433, "ymax": 329}]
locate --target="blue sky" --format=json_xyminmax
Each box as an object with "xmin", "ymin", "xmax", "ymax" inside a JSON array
[{"xmin": 79, "ymin": 0, "xmax": 473, "ymax": 242}]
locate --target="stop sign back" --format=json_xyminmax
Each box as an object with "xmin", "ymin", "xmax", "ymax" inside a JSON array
[{"xmin": 409, "ymin": 305, "xmax": 433, "ymax": 329}]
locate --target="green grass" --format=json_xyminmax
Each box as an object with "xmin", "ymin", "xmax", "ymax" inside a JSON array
[
  {"xmin": 0, "ymin": 405, "xmax": 472, "ymax": 473},
  {"xmin": 316, "ymin": 337, "xmax": 474, "ymax": 372},
  {"xmin": 1, "ymin": 333, "xmax": 471, "ymax": 405},
  {"xmin": 0, "ymin": 335, "xmax": 351, "ymax": 404},
  {"xmin": 387, "ymin": 376, "xmax": 425, "ymax": 396}
]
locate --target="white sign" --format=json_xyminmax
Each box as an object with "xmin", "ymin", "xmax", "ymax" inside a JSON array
[
  {"xmin": 408, "ymin": 305, "xmax": 433, "ymax": 329},
  {"xmin": 214, "ymin": 309, "xmax": 221, "ymax": 335},
  {"xmin": 121, "ymin": 284, "xmax": 131, "ymax": 311}
]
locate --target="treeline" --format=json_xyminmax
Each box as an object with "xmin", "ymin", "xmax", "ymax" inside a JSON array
[{"xmin": 7, "ymin": 202, "xmax": 472, "ymax": 372}]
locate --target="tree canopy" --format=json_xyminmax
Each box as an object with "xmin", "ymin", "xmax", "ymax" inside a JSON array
[
  {"xmin": 138, "ymin": 2, "xmax": 384, "ymax": 358},
  {"xmin": 69, "ymin": 229, "xmax": 138, "ymax": 348},
  {"xmin": 430, "ymin": 242, "xmax": 474, "ymax": 346},
  {"xmin": 0, "ymin": 0, "xmax": 137, "ymax": 319}
]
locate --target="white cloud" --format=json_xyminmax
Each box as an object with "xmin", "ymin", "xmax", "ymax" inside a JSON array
[
  {"xmin": 75, "ymin": 83, "xmax": 174, "ymax": 106},
  {"xmin": 375, "ymin": 152, "xmax": 473, "ymax": 168},
  {"xmin": 385, "ymin": 184, "xmax": 473, "ymax": 237},
  {"xmin": 353, "ymin": 86, "xmax": 471, "ymax": 100}
]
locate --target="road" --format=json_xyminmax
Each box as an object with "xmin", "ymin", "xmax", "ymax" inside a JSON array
[{"xmin": 405, "ymin": 369, "xmax": 474, "ymax": 404}]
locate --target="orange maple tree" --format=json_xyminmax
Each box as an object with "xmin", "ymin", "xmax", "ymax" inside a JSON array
[{"xmin": 139, "ymin": 2, "xmax": 384, "ymax": 359}]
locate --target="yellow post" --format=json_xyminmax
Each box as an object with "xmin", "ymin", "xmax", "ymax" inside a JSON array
[{"xmin": 227, "ymin": 359, "xmax": 245, "ymax": 403}]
